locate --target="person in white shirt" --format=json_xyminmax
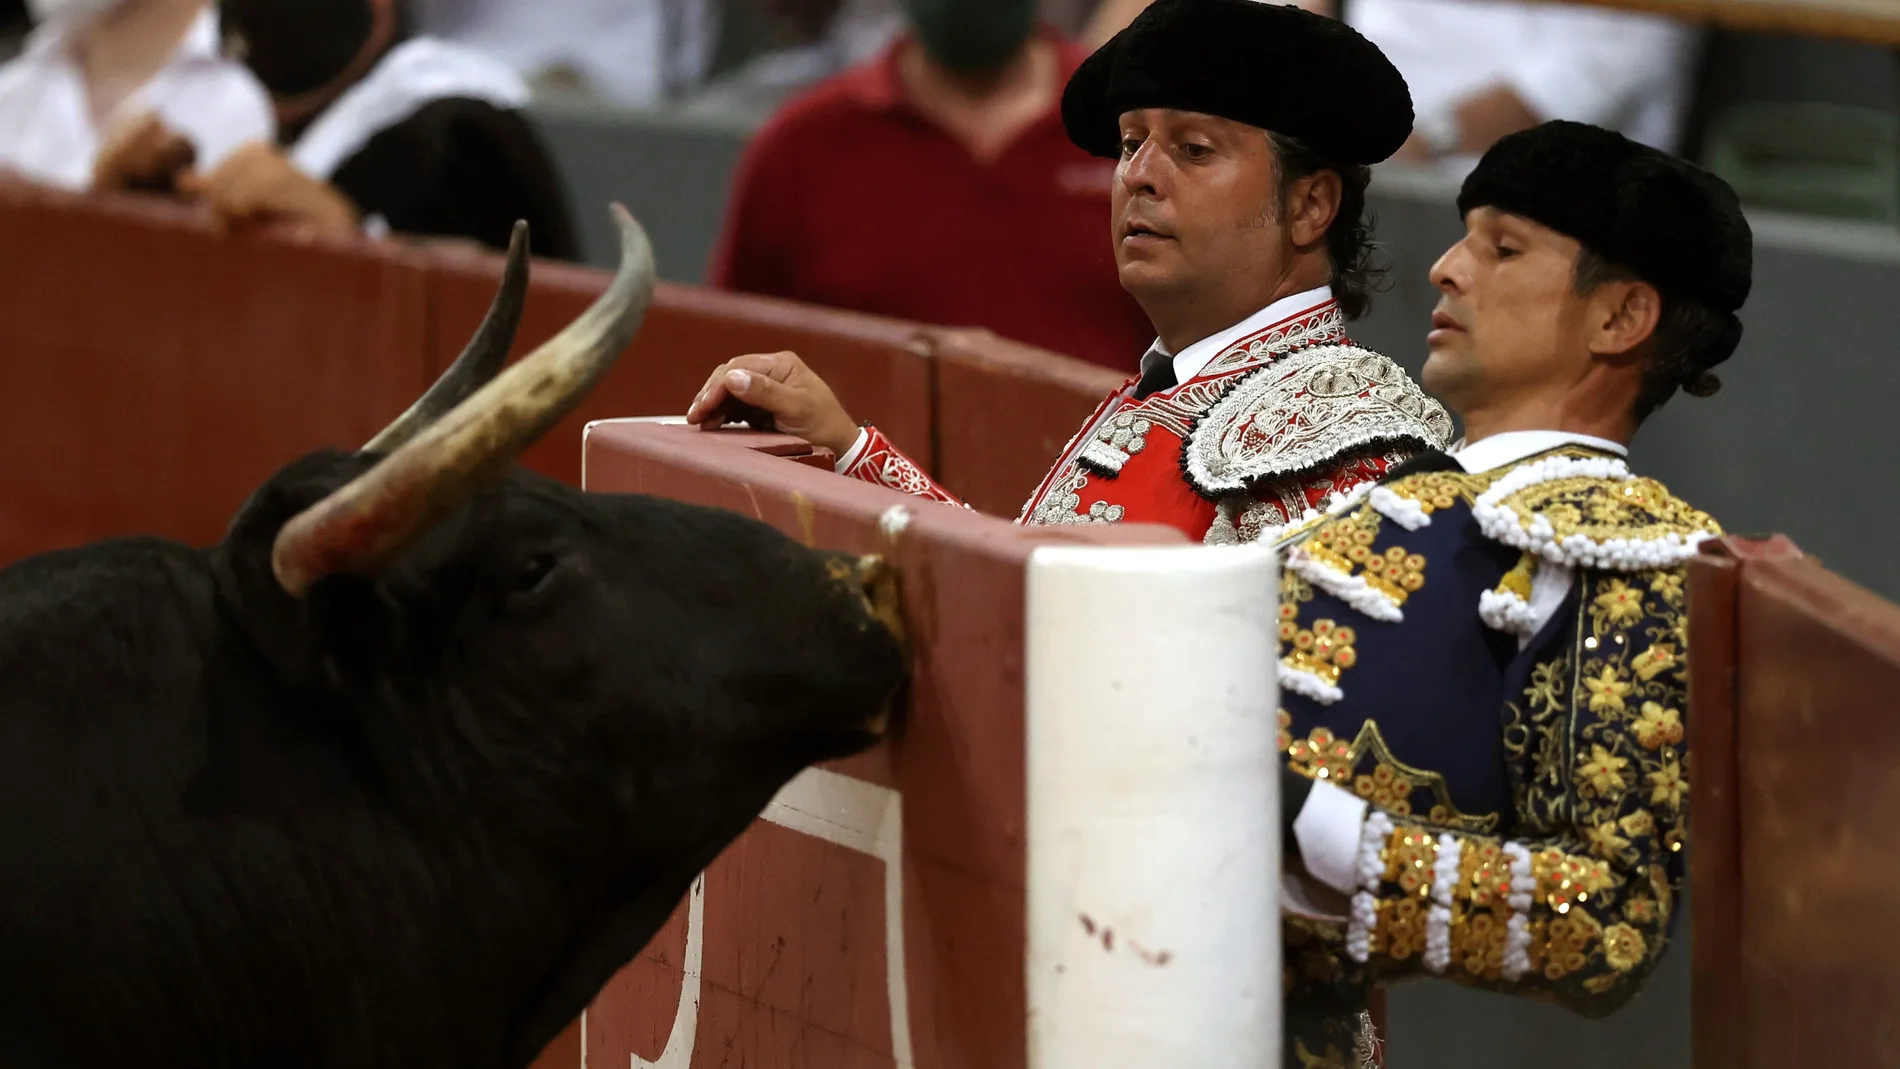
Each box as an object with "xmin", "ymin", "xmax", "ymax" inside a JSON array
[
  {"xmin": 0, "ymin": 0, "xmax": 272, "ymax": 192},
  {"xmin": 406, "ymin": 0, "xmax": 715, "ymax": 106},
  {"xmin": 1080, "ymin": 0, "xmax": 1698, "ymax": 176},
  {"xmin": 1343, "ymin": 0, "xmax": 1700, "ymax": 173}
]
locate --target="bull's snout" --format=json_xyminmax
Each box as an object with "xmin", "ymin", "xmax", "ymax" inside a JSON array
[
  {"xmin": 852, "ymin": 554, "xmax": 905, "ymax": 645},
  {"xmin": 824, "ymin": 552, "xmax": 907, "ymax": 739}
]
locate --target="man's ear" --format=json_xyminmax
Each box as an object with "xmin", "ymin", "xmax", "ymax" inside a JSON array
[
  {"xmin": 1590, "ymin": 280, "xmax": 1664, "ymax": 360},
  {"xmin": 1287, "ymin": 169, "xmax": 1343, "ymax": 250}
]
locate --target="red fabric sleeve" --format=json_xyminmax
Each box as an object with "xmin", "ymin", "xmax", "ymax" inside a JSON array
[{"xmin": 839, "ymin": 426, "xmax": 965, "ymax": 507}]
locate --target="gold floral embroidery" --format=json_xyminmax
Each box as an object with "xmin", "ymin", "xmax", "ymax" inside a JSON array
[
  {"xmin": 1648, "ymin": 757, "xmax": 1684, "ymax": 808},
  {"xmin": 1648, "ymin": 571, "xmax": 1685, "ymax": 606},
  {"xmin": 1494, "ymin": 471, "xmax": 1721, "ymax": 551},
  {"xmin": 1602, "ymin": 923, "xmax": 1646, "ymax": 971},
  {"xmin": 1354, "ymin": 762, "xmax": 1417, "ymax": 814},
  {"xmin": 1277, "ymin": 709, "xmax": 1293, "ymax": 753},
  {"xmin": 1632, "ymin": 703, "xmax": 1683, "ymax": 749},
  {"xmin": 1592, "ymin": 580, "xmax": 1646, "ymax": 630},
  {"xmin": 1629, "ymin": 643, "xmax": 1680, "ymax": 682},
  {"xmin": 1580, "ymin": 745, "xmax": 1628, "ymax": 795},
  {"xmin": 1581, "ymin": 667, "xmax": 1631, "ymax": 715}
]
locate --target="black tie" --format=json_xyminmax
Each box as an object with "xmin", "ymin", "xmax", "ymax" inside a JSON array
[{"xmin": 1133, "ymin": 352, "xmax": 1178, "ymax": 400}]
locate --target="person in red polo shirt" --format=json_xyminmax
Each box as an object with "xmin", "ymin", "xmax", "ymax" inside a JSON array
[
  {"xmin": 691, "ymin": 0, "xmax": 1453, "ymax": 554},
  {"xmin": 707, "ymin": 0, "xmax": 1153, "ymax": 373}
]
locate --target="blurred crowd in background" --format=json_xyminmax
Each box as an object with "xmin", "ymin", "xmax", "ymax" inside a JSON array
[{"xmin": 0, "ymin": 0, "xmax": 1888, "ymax": 373}]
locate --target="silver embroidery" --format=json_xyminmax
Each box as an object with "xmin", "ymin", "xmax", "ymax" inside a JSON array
[
  {"xmin": 1027, "ymin": 463, "xmax": 1127, "ymax": 526},
  {"xmin": 1184, "ymin": 345, "xmax": 1454, "ymax": 496},
  {"xmin": 1200, "ymin": 304, "xmax": 1347, "ymax": 377},
  {"xmin": 1079, "ymin": 410, "xmax": 1154, "ymax": 474}
]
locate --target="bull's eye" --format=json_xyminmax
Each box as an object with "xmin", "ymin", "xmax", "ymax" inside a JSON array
[{"xmin": 515, "ymin": 552, "xmax": 559, "ymax": 595}]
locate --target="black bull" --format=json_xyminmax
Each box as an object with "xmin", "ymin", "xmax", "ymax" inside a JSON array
[{"xmin": 0, "ymin": 207, "xmax": 908, "ymax": 1069}]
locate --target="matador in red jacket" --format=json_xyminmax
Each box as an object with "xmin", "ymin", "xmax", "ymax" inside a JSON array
[{"xmin": 688, "ymin": 0, "xmax": 1453, "ymax": 547}]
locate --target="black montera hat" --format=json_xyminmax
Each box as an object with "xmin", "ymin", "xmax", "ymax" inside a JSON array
[
  {"xmin": 1060, "ymin": 0, "xmax": 1414, "ymax": 165},
  {"xmin": 1458, "ymin": 121, "xmax": 1754, "ymax": 318}
]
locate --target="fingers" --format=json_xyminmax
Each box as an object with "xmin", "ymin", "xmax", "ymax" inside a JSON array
[{"xmin": 687, "ymin": 352, "xmax": 800, "ymax": 427}]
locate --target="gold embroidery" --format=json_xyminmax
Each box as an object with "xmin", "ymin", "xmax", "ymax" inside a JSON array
[
  {"xmin": 1495, "ymin": 472, "xmax": 1721, "ymax": 550},
  {"xmin": 1360, "ymin": 546, "xmax": 1428, "ymax": 606},
  {"xmin": 1630, "ymin": 643, "xmax": 1679, "ymax": 682},
  {"xmin": 1285, "ymin": 720, "xmax": 1501, "ymax": 832},
  {"xmin": 1288, "ymin": 726, "xmax": 1355, "ymax": 783},
  {"xmin": 1632, "ymin": 703, "xmax": 1683, "ymax": 750},
  {"xmin": 1602, "ymin": 923, "xmax": 1646, "ymax": 971},
  {"xmin": 1384, "ymin": 470, "xmax": 1490, "ymax": 513},
  {"xmin": 1591, "ymin": 579, "xmax": 1646, "ymax": 630},
  {"xmin": 1283, "ymin": 618, "xmax": 1360, "ymax": 690}
]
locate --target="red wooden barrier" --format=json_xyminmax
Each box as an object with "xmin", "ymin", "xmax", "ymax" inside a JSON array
[
  {"xmin": 535, "ymin": 421, "xmax": 1186, "ymax": 1069},
  {"xmin": 0, "ymin": 183, "xmax": 432, "ymax": 562},
  {"xmin": 427, "ymin": 255, "xmax": 938, "ymax": 489},
  {"xmin": 1688, "ymin": 534, "xmax": 1900, "ymax": 1069}
]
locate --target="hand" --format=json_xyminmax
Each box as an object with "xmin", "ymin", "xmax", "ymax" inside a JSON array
[
  {"xmin": 176, "ymin": 142, "xmax": 361, "ymax": 240},
  {"xmin": 92, "ymin": 112, "xmax": 196, "ymax": 193},
  {"xmin": 684, "ymin": 351, "xmax": 860, "ymax": 457}
]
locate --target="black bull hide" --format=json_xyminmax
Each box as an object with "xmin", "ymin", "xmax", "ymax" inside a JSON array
[{"xmin": 0, "ymin": 346, "xmax": 907, "ymax": 1064}]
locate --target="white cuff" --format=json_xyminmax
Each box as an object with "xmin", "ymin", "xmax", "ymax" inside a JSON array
[
  {"xmin": 833, "ymin": 428, "xmax": 870, "ymax": 474},
  {"xmin": 1295, "ymin": 778, "xmax": 1371, "ymax": 897}
]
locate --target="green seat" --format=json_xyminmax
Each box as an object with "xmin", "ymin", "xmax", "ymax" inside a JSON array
[{"xmin": 1700, "ymin": 102, "xmax": 1900, "ymax": 224}]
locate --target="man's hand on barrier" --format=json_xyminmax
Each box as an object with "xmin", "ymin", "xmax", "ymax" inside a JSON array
[
  {"xmin": 92, "ymin": 112, "xmax": 196, "ymax": 194},
  {"xmin": 177, "ymin": 142, "xmax": 361, "ymax": 241},
  {"xmin": 686, "ymin": 351, "xmax": 861, "ymax": 457}
]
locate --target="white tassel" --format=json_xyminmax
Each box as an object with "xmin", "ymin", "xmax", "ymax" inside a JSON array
[
  {"xmin": 1370, "ymin": 486, "xmax": 1433, "ymax": 531},
  {"xmin": 1423, "ymin": 834, "xmax": 1462, "ymax": 973},
  {"xmin": 1478, "ymin": 588, "xmax": 1538, "ymax": 636},
  {"xmin": 1287, "ymin": 548, "xmax": 1403, "ymax": 623},
  {"xmin": 1278, "ymin": 661, "xmax": 1344, "ymax": 705},
  {"xmin": 1501, "ymin": 842, "xmax": 1535, "ymax": 980}
]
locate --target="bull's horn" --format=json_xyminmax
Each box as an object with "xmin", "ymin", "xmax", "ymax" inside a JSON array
[
  {"xmin": 270, "ymin": 204, "xmax": 656, "ymax": 598},
  {"xmin": 363, "ymin": 220, "xmax": 531, "ymax": 454}
]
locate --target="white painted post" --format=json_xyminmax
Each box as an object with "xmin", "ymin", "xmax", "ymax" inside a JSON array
[{"xmin": 1025, "ymin": 542, "xmax": 1281, "ymax": 1069}]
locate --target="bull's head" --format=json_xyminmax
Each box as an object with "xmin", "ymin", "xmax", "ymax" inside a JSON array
[{"xmin": 203, "ymin": 207, "xmax": 907, "ymax": 1060}]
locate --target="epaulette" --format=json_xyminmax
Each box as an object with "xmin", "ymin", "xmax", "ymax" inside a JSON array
[
  {"xmin": 1183, "ymin": 345, "xmax": 1455, "ymax": 498},
  {"xmin": 1471, "ymin": 451, "xmax": 1722, "ymax": 571}
]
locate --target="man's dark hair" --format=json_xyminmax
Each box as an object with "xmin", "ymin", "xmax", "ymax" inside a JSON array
[
  {"xmin": 1268, "ymin": 133, "xmax": 1386, "ymax": 321},
  {"xmin": 1573, "ymin": 249, "xmax": 1731, "ymax": 421}
]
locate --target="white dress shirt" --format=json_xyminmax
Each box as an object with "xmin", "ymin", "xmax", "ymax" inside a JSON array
[
  {"xmin": 1346, "ymin": 0, "xmax": 1698, "ymax": 173},
  {"xmin": 0, "ymin": 6, "xmax": 273, "ymax": 190},
  {"xmin": 1139, "ymin": 284, "xmax": 1335, "ymax": 386}
]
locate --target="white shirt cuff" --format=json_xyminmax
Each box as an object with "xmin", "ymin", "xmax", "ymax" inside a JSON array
[
  {"xmin": 833, "ymin": 428, "xmax": 870, "ymax": 474},
  {"xmin": 1294, "ymin": 778, "xmax": 1371, "ymax": 897}
]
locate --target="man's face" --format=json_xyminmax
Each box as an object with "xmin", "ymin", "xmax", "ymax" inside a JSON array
[
  {"xmin": 1111, "ymin": 109, "xmax": 1288, "ymax": 305},
  {"xmin": 1422, "ymin": 208, "xmax": 1599, "ymax": 412}
]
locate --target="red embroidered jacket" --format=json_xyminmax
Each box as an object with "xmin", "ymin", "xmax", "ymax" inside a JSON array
[{"xmin": 838, "ymin": 300, "xmax": 1455, "ymax": 544}]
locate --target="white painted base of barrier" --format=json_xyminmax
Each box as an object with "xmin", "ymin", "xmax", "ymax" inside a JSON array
[{"xmin": 1025, "ymin": 542, "xmax": 1281, "ymax": 1069}]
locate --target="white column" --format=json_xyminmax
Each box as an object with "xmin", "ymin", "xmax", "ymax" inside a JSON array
[{"xmin": 1025, "ymin": 542, "xmax": 1281, "ymax": 1069}]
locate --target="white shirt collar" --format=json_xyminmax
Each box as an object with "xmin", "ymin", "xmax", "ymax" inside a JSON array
[
  {"xmin": 1449, "ymin": 430, "xmax": 1628, "ymax": 473},
  {"xmin": 1138, "ymin": 285, "xmax": 1334, "ymax": 386}
]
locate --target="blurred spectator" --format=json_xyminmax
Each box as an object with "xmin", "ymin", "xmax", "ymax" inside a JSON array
[
  {"xmin": 185, "ymin": 0, "xmax": 577, "ymax": 258},
  {"xmin": 408, "ymin": 0, "xmax": 715, "ymax": 107},
  {"xmin": 1, "ymin": 0, "xmax": 29, "ymax": 57},
  {"xmin": 1080, "ymin": 0, "xmax": 1696, "ymax": 174},
  {"xmin": 675, "ymin": 0, "xmax": 903, "ymax": 125},
  {"xmin": 1344, "ymin": 0, "xmax": 1699, "ymax": 171},
  {"xmin": 709, "ymin": 0, "xmax": 1153, "ymax": 373},
  {"xmin": 0, "ymin": 0, "xmax": 272, "ymax": 191}
]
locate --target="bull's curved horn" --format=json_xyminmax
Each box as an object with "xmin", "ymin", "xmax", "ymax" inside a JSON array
[
  {"xmin": 270, "ymin": 204, "xmax": 656, "ymax": 598},
  {"xmin": 363, "ymin": 220, "xmax": 531, "ymax": 454}
]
